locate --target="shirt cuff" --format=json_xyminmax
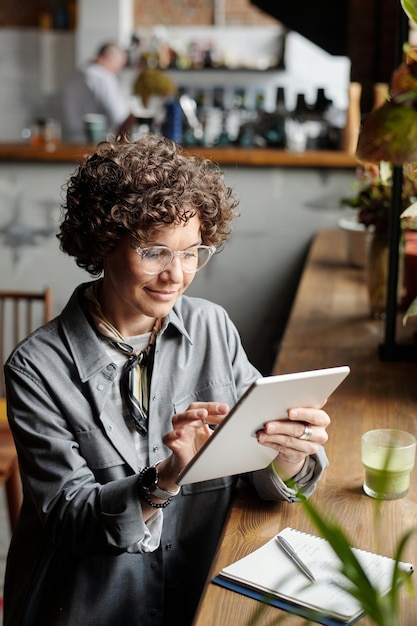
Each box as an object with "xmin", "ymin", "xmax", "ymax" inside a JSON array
[
  {"xmin": 269, "ymin": 455, "xmax": 317, "ymax": 498},
  {"xmin": 127, "ymin": 509, "xmax": 163, "ymax": 553}
]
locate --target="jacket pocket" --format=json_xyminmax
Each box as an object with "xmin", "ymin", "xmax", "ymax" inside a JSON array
[
  {"xmin": 75, "ymin": 427, "xmax": 125, "ymax": 470},
  {"xmin": 172, "ymin": 381, "xmax": 236, "ymax": 414}
]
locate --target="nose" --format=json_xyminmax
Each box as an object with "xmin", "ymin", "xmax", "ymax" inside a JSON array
[{"xmin": 160, "ymin": 255, "xmax": 184, "ymax": 281}]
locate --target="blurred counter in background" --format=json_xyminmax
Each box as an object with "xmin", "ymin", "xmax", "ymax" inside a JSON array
[{"xmin": 0, "ymin": 142, "xmax": 358, "ymax": 168}]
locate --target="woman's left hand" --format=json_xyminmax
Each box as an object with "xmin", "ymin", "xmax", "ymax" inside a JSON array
[{"xmin": 256, "ymin": 406, "xmax": 331, "ymax": 480}]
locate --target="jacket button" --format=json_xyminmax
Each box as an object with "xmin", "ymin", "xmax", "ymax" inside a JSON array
[
  {"xmin": 97, "ymin": 384, "xmax": 104, "ymax": 391},
  {"xmin": 107, "ymin": 425, "xmax": 113, "ymax": 432}
]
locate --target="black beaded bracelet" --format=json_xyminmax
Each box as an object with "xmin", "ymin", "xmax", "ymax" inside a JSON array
[
  {"xmin": 140, "ymin": 490, "xmax": 172, "ymax": 509},
  {"xmin": 138, "ymin": 465, "xmax": 173, "ymax": 509}
]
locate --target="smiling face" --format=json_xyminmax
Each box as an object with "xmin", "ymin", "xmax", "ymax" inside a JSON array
[{"xmin": 99, "ymin": 214, "xmax": 202, "ymax": 336}]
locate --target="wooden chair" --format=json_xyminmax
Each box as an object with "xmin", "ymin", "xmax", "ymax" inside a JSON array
[{"xmin": 0, "ymin": 287, "xmax": 53, "ymax": 532}]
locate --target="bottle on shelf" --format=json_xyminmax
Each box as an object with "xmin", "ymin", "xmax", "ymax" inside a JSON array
[
  {"xmin": 308, "ymin": 87, "xmax": 332, "ymax": 149},
  {"xmin": 162, "ymin": 99, "xmax": 183, "ymax": 144},
  {"xmin": 312, "ymin": 88, "xmax": 332, "ymax": 116},
  {"xmin": 262, "ymin": 86, "xmax": 287, "ymax": 148},
  {"xmin": 285, "ymin": 92, "xmax": 310, "ymax": 152},
  {"xmin": 289, "ymin": 90, "xmax": 332, "ymax": 151},
  {"xmin": 212, "ymin": 87, "xmax": 225, "ymax": 109},
  {"xmin": 254, "ymin": 90, "xmax": 265, "ymax": 112},
  {"xmin": 293, "ymin": 93, "xmax": 310, "ymax": 122},
  {"xmin": 232, "ymin": 88, "xmax": 246, "ymax": 110},
  {"xmin": 273, "ymin": 86, "xmax": 287, "ymax": 148}
]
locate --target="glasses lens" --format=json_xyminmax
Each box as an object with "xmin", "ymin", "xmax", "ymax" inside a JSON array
[
  {"xmin": 138, "ymin": 245, "xmax": 214, "ymax": 274},
  {"xmin": 182, "ymin": 246, "xmax": 213, "ymax": 273},
  {"xmin": 141, "ymin": 247, "xmax": 173, "ymax": 274}
]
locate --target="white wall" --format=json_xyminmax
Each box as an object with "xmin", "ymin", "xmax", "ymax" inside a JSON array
[
  {"xmin": 0, "ymin": 29, "xmax": 74, "ymax": 141},
  {"xmin": 76, "ymin": 0, "xmax": 133, "ymax": 65}
]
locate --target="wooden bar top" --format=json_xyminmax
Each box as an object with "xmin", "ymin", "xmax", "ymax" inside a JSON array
[
  {"xmin": 0, "ymin": 142, "xmax": 359, "ymax": 168},
  {"xmin": 193, "ymin": 229, "xmax": 417, "ymax": 626}
]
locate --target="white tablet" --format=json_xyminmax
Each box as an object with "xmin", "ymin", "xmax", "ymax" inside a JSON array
[{"xmin": 177, "ymin": 365, "xmax": 350, "ymax": 486}]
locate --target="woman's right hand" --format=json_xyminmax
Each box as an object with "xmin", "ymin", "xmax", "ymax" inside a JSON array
[{"xmin": 159, "ymin": 402, "xmax": 229, "ymax": 488}]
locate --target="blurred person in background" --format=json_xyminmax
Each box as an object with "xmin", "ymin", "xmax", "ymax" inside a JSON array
[{"xmin": 63, "ymin": 41, "xmax": 131, "ymax": 143}]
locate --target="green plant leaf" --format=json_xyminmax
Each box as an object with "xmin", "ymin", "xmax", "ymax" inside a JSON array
[
  {"xmin": 299, "ymin": 495, "xmax": 387, "ymax": 624},
  {"xmin": 401, "ymin": 0, "xmax": 417, "ymax": 26},
  {"xmin": 356, "ymin": 102, "xmax": 417, "ymax": 164},
  {"xmin": 403, "ymin": 295, "xmax": 417, "ymax": 324},
  {"xmin": 388, "ymin": 527, "xmax": 417, "ymax": 614}
]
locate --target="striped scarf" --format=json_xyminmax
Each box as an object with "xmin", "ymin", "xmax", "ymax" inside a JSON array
[{"xmin": 85, "ymin": 283, "xmax": 161, "ymax": 436}]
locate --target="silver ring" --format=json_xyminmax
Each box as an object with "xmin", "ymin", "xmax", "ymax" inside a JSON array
[{"xmin": 299, "ymin": 424, "xmax": 313, "ymax": 440}]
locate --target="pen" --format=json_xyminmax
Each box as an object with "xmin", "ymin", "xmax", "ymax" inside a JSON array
[{"xmin": 276, "ymin": 535, "xmax": 316, "ymax": 582}]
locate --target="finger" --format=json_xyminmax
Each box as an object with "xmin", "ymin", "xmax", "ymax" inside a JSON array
[
  {"xmin": 171, "ymin": 406, "xmax": 228, "ymax": 433},
  {"xmin": 258, "ymin": 427, "xmax": 318, "ymax": 463},
  {"xmin": 181, "ymin": 402, "xmax": 229, "ymax": 427},
  {"xmin": 261, "ymin": 421, "xmax": 328, "ymax": 446},
  {"xmin": 288, "ymin": 408, "xmax": 331, "ymax": 427},
  {"xmin": 263, "ymin": 420, "xmax": 320, "ymax": 441},
  {"xmin": 187, "ymin": 402, "xmax": 229, "ymax": 416},
  {"xmin": 172, "ymin": 408, "xmax": 208, "ymax": 428}
]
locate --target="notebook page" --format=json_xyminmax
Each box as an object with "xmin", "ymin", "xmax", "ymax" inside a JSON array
[{"xmin": 219, "ymin": 527, "xmax": 413, "ymax": 622}]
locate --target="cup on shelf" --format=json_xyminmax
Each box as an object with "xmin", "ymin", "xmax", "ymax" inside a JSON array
[
  {"xmin": 361, "ymin": 429, "xmax": 416, "ymax": 499},
  {"xmin": 29, "ymin": 117, "xmax": 61, "ymax": 151},
  {"xmin": 285, "ymin": 119, "xmax": 308, "ymax": 152},
  {"xmin": 83, "ymin": 114, "xmax": 108, "ymax": 144}
]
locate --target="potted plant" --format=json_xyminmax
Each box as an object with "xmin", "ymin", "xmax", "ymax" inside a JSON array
[
  {"xmin": 340, "ymin": 162, "xmax": 417, "ymax": 318},
  {"xmin": 355, "ymin": 0, "xmax": 417, "ymax": 325}
]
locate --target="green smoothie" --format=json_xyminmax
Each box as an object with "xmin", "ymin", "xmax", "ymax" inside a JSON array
[
  {"xmin": 363, "ymin": 463, "xmax": 413, "ymax": 498},
  {"xmin": 362, "ymin": 429, "xmax": 416, "ymax": 499}
]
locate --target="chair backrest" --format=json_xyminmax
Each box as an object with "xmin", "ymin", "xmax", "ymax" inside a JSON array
[{"xmin": 0, "ymin": 288, "xmax": 53, "ymax": 396}]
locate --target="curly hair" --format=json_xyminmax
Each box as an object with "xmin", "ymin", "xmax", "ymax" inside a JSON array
[{"xmin": 57, "ymin": 134, "xmax": 239, "ymax": 275}]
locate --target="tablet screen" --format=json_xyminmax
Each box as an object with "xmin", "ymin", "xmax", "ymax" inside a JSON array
[{"xmin": 177, "ymin": 365, "xmax": 350, "ymax": 485}]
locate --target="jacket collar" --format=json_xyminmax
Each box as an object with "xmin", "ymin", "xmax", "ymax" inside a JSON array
[
  {"xmin": 60, "ymin": 282, "xmax": 114, "ymax": 382},
  {"xmin": 60, "ymin": 281, "xmax": 192, "ymax": 382}
]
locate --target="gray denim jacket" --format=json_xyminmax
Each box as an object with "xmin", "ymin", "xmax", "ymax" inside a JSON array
[{"xmin": 4, "ymin": 282, "xmax": 328, "ymax": 626}]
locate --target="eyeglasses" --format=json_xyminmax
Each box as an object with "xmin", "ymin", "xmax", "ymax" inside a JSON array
[{"xmin": 134, "ymin": 244, "xmax": 216, "ymax": 274}]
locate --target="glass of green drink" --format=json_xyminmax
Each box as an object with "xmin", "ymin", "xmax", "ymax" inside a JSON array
[{"xmin": 362, "ymin": 429, "xmax": 416, "ymax": 499}]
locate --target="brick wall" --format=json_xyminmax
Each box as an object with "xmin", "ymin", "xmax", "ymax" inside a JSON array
[
  {"xmin": 133, "ymin": 0, "xmax": 277, "ymax": 27},
  {"xmin": 0, "ymin": 0, "xmax": 49, "ymax": 27},
  {"xmin": 0, "ymin": 0, "xmax": 277, "ymax": 28}
]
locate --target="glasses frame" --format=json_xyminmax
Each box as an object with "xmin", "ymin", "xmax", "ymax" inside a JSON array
[{"xmin": 134, "ymin": 244, "xmax": 216, "ymax": 274}]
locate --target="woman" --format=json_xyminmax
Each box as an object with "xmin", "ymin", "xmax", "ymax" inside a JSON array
[{"xmin": 4, "ymin": 134, "xmax": 330, "ymax": 626}]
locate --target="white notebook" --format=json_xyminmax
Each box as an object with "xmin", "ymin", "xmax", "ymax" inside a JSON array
[{"xmin": 215, "ymin": 527, "xmax": 414, "ymax": 625}]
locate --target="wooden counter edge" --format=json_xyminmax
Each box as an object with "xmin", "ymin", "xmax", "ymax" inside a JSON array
[{"xmin": 0, "ymin": 143, "xmax": 359, "ymax": 168}]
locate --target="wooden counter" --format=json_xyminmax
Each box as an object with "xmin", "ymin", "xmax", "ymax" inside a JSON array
[
  {"xmin": 193, "ymin": 230, "xmax": 417, "ymax": 626},
  {"xmin": 0, "ymin": 142, "xmax": 359, "ymax": 168}
]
